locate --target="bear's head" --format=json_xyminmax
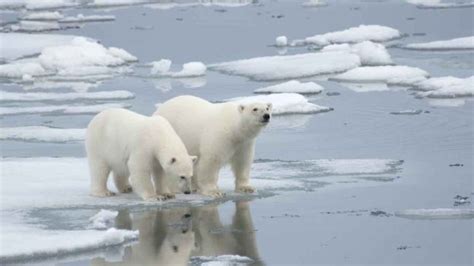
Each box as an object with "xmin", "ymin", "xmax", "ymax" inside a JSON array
[
  {"xmin": 164, "ymin": 155, "xmax": 197, "ymax": 194},
  {"xmin": 238, "ymin": 102, "xmax": 273, "ymax": 129}
]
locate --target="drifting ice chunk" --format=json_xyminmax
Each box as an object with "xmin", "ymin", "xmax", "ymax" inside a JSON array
[
  {"xmin": 254, "ymin": 80, "xmax": 324, "ymax": 94},
  {"xmin": 21, "ymin": 11, "xmax": 64, "ymax": 21},
  {"xmin": 405, "ymin": 0, "xmax": 474, "ymax": 8},
  {"xmin": 322, "ymin": 41, "xmax": 392, "ymax": 65},
  {"xmin": 404, "ymin": 36, "xmax": 474, "ymax": 50},
  {"xmin": 228, "ymin": 93, "xmax": 332, "ymax": 115},
  {"xmin": 0, "ymin": 62, "xmax": 48, "ymax": 79},
  {"xmin": 395, "ymin": 208, "xmax": 474, "ymax": 219},
  {"xmin": 89, "ymin": 210, "xmax": 119, "ymax": 229},
  {"xmin": 150, "ymin": 59, "xmax": 172, "ymax": 75},
  {"xmin": 8, "ymin": 20, "xmax": 61, "ymax": 32},
  {"xmin": 88, "ymin": 0, "xmax": 155, "ymax": 7},
  {"xmin": 0, "ymin": 126, "xmax": 85, "ymax": 142},
  {"xmin": 415, "ymin": 76, "xmax": 474, "ymax": 98},
  {"xmin": 150, "ymin": 60, "xmax": 206, "ymax": 77},
  {"xmin": 275, "ymin": 36, "xmax": 288, "ymax": 46},
  {"xmin": 209, "ymin": 52, "xmax": 361, "ymax": 81},
  {"xmin": 331, "ymin": 66, "xmax": 429, "ymax": 85},
  {"xmin": 0, "ymin": 102, "xmax": 130, "ymax": 116},
  {"xmin": 390, "ymin": 109, "xmax": 423, "ymax": 115},
  {"xmin": 302, "ymin": 0, "xmax": 328, "ymax": 7},
  {"xmin": 304, "ymin": 25, "xmax": 402, "ymax": 46},
  {"xmin": 60, "ymin": 14, "xmax": 116, "ymax": 23},
  {"xmin": 0, "ymin": 90, "xmax": 134, "ymax": 102}
]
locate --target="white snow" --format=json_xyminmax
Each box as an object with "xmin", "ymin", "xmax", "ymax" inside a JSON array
[
  {"xmin": 0, "ymin": 126, "xmax": 85, "ymax": 142},
  {"xmin": 413, "ymin": 76, "xmax": 473, "ymax": 98},
  {"xmin": 228, "ymin": 93, "xmax": 333, "ymax": 115},
  {"xmin": 21, "ymin": 11, "xmax": 64, "ymax": 20},
  {"xmin": 331, "ymin": 66, "xmax": 429, "ymax": 85},
  {"xmin": 405, "ymin": 0, "xmax": 474, "ymax": 8},
  {"xmin": 275, "ymin": 36, "xmax": 288, "ymax": 47},
  {"xmin": 209, "ymin": 52, "xmax": 361, "ymax": 81},
  {"xmin": 302, "ymin": 0, "xmax": 328, "ymax": 7},
  {"xmin": 1, "ymin": 0, "xmax": 81, "ymax": 10},
  {"xmin": 0, "ymin": 102, "xmax": 130, "ymax": 116},
  {"xmin": 395, "ymin": 208, "xmax": 474, "ymax": 219},
  {"xmin": 0, "ymin": 90, "xmax": 134, "ymax": 102},
  {"xmin": 8, "ymin": 20, "xmax": 61, "ymax": 32},
  {"xmin": 0, "ymin": 33, "xmax": 76, "ymax": 62},
  {"xmin": 0, "ymin": 37, "xmax": 137, "ymax": 80},
  {"xmin": 304, "ymin": 25, "xmax": 402, "ymax": 46},
  {"xmin": 404, "ymin": 36, "xmax": 474, "ymax": 50},
  {"xmin": 60, "ymin": 14, "xmax": 116, "ymax": 23},
  {"xmin": 321, "ymin": 41, "xmax": 393, "ymax": 65},
  {"xmin": 254, "ymin": 80, "xmax": 324, "ymax": 94},
  {"xmin": 89, "ymin": 210, "xmax": 119, "ymax": 229}
]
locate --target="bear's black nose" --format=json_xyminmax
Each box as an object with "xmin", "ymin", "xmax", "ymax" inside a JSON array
[
  {"xmin": 184, "ymin": 191, "xmax": 191, "ymax": 195},
  {"xmin": 263, "ymin": 114, "xmax": 270, "ymax": 121}
]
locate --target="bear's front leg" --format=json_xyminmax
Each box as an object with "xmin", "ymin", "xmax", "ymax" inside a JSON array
[
  {"xmin": 152, "ymin": 165, "xmax": 175, "ymax": 200},
  {"xmin": 231, "ymin": 141, "xmax": 256, "ymax": 194},
  {"xmin": 196, "ymin": 156, "xmax": 225, "ymax": 198},
  {"xmin": 128, "ymin": 156, "xmax": 164, "ymax": 201}
]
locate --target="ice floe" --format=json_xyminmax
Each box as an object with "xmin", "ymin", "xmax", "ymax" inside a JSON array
[
  {"xmin": 228, "ymin": 93, "xmax": 332, "ymax": 115},
  {"xmin": 275, "ymin": 35, "xmax": 288, "ymax": 47},
  {"xmin": 87, "ymin": 0, "xmax": 156, "ymax": 7},
  {"xmin": 390, "ymin": 109, "xmax": 423, "ymax": 115},
  {"xmin": 303, "ymin": 25, "xmax": 402, "ymax": 46},
  {"xmin": 321, "ymin": 41, "xmax": 393, "ymax": 65},
  {"xmin": 405, "ymin": 0, "xmax": 474, "ymax": 9},
  {"xmin": 0, "ymin": 90, "xmax": 134, "ymax": 102},
  {"xmin": 150, "ymin": 60, "xmax": 206, "ymax": 77},
  {"xmin": 395, "ymin": 208, "xmax": 474, "ymax": 219},
  {"xmin": 209, "ymin": 52, "xmax": 361, "ymax": 81},
  {"xmin": 60, "ymin": 14, "xmax": 116, "ymax": 23},
  {"xmin": 331, "ymin": 66, "xmax": 429, "ymax": 86},
  {"xmin": 413, "ymin": 76, "xmax": 473, "ymax": 98},
  {"xmin": 0, "ymin": 37, "xmax": 137, "ymax": 80},
  {"xmin": 404, "ymin": 36, "xmax": 474, "ymax": 50},
  {"xmin": 89, "ymin": 210, "xmax": 119, "ymax": 229},
  {"xmin": 190, "ymin": 255, "xmax": 253, "ymax": 265},
  {"xmin": 0, "ymin": 126, "xmax": 85, "ymax": 142},
  {"xmin": 254, "ymin": 80, "xmax": 324, "ymax": 94},
  {"xmin": 21, "ymin": 11, "xmax": 64, "ymax": 20},
  {"xmin": 6, "ymin": 20, "xmax": 62, "ymax": 32},
  {"xmin": 0, "ymin": 0, "xmax": 81, "ymax": 10},
  {"xmin": 302, "ymin": 0, "xmax": 328, "ymax": 7},
  {"xmin": 0, "ymin": 102, "xmax": 130, "ymax": 116}
]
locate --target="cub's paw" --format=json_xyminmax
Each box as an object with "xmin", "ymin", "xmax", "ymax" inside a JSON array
[
  {"xmin": 201, "ymin": 190, "xmax": 226, "ymax": 198},
  {"xmin": 91, "ymin": 190, "xmax": 116, "ymax": 197},
  {"xmin": 236, "ymin": 185, "xmax": 255, "ymax": 194},
  {"xmin": 120, "ymin": 185, "xmax": 133, "ymax": 193},
  {"xmin": 162, "ymin": 193, "xmax": 176, "ymax": 199}
]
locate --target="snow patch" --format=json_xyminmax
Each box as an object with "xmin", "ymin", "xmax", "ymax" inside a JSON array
[
  {"xmin": 209, "ymin": 52, "xmax": 361, "ymax": 81},
  {"xmin": 228, "ymin": 93, "xmax": 332, "ymax": 115},
  {"xmin": 0, "ymin": 126, "xmax": 85, "ymax": 142},
  {"xmin": 414, "ymin": 76, "xmax": 473, "ymax": 98},
  {"xmin": 331, "ymin": 66, "xmax": 429, "ymax": 86},
  {"xmin": 321, "ymin": 41, "xmax": 393, "ymax": 65},
  {"xmin": 254, "ymin": 80, "xmax": 324, "ymax": 94},
  {"xmin": 404, "ymin": 36, "xmax": 474, "ymax": 50}
]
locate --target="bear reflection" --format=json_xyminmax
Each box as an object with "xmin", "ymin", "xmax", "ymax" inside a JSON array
[{"xmin": 92, "ymin": 201, "xmax": 259, "ymax": 266}]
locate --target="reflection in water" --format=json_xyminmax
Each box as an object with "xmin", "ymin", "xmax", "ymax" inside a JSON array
[{"xmin": 92, "ymin": 201, "xmax": 260, "ymax": 265}]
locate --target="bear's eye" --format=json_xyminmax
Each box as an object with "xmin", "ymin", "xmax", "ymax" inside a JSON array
[
  {"xmin": 180, "ymin": 176, "xmax": 186, "ymax": 180},
  {"xmin": 253, "ymin": 108, "xmax": 258, "ymax": 112}
]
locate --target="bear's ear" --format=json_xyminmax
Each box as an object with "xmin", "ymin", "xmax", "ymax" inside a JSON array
[
  {"xmin": 238, "ymin": 104, "xmax": 245, "ymax": 113},
  {"xmin": 190, "ymin": 156, "xmax": 198, "ymax": 164},
  {"xmin": 170, "ymin": 157, "xmax": 176, "ymax": 164},
  {"xmin": 267, "ymin": 103, "xmax": 272, "ymax": 109}
]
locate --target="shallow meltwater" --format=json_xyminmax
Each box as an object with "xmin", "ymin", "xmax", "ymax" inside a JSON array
[{"xmin": 0, "ymin": 0, "xmax": 473, "ymax": 265}]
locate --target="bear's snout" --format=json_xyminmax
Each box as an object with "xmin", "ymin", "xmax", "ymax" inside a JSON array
[{"xmin": 262, "ymin": 114, "xmax": 270, "ymax": 122}]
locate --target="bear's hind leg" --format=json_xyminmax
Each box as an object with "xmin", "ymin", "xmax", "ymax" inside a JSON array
[
  {"xmin": 196, "ymin": 156, "xmax": 225, "ymax": 198},
  {"xmin": 113, "ymin": 172, "xmax": 132, "ymax": 193},
  {"xmin": 89, "ymin": 158, "xmax": 115, "ymax": 197}
]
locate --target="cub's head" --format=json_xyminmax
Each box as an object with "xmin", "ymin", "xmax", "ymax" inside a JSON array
[
  {"xmin": 164, "ymin": 155, "xmax": 197, "ymax": 195},
  {"xmin": 238, "ymin": 102, "xmax": 272, "ymax": 128}
]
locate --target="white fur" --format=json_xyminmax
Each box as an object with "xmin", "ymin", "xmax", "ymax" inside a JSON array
[
  {"xmin": 154, "ymin": 95, "xmax": 271, "ymax": 197},
  {"xmin": 85, "ymin": 108, "xmax": 196, "ymax": 201}
]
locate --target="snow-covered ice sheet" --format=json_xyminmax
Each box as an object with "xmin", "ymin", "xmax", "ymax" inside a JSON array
[
  {"xmin": 395, "ymin": 208, "xmax": 474, "ymax": 219},
  {"xmin": 254, "ymin": 80, "xmax": 324, "ymax": 94},
  {"xmin": 303, "ymin": 25, "xmax": 402, "ymax": 46},
  {"xmin": 0, "ymin": 102, "xmax": 130, "ymax": 116},
  {"xmin": 228, "ymin": 93, "xmax": 332, "ymax": 115},
  {"xmin": 321, "ymin": 41, "xmax": 393, "ymax": 65},
  {"xmin": 209, "ymin": 52, "xmax": 361, "ymax": 81},
  {"xmin": 405, "ymin": 0, "xmax": 474, "ymax": 9},
  {"xmin": 60, "ymin": 14, "xmax": 116, "ymax": 23},
  {"xmin": 0, "ymin": 126, "xmax": 85, "ymax": 142},
  {"xmin": 0, "ymin": 90, "xmax": 134, "ymax": 102},
  {"xmin": 87, "ymin": 0, "xmax": 157, "ymax": 7},
  {"xmin": 89, "ymin": 210, "xmax": 119, "ymax": 229},
  {"xmin": 21, "ymin": 11, "xmax": 64, "ymax": 20},
  {"xmin": 331, "ymin": 66, "xmax": 429, "ymax": 86},
  {"xmin": 0, "ymin": 0, "xmax": 81, "ymax": 10},
  {"xmin": 413, "ymin": 76, "xmax": 473, "ymax": 98},
  {"xmin": 0, "ymin": 33, "xmax": 76, "ymax": 62},
  {"xmin": 404, "ymin": 36, "xmax": 474, "ymax": 50},
  {"xmin": 5, "ymin": 20, "xmax": 62, "ymax": 32}
]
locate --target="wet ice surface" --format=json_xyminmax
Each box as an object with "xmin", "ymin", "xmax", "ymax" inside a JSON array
[{"xmin": 0, "ymin": 0, "xmax": 473, "ymax": 265}]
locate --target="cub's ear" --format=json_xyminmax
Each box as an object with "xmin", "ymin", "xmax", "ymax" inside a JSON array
[
  {"xmin": 170, "ymin": 157, "xmax": 176, "ymax": 164},
  {"xmin": 238, "ymin": 104, "xmax": 245, "ymax": 113},
  {"xmin": 190, "ymin": 156, "xmax": 198, "ymax": 164},
  {"xmin": 267, "ymin": 103, "xmax": 273, "ymax": 109}
]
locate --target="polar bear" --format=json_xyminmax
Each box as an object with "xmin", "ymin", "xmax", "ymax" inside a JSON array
[
  {"xmin": 85, "ymin": 108, "xmax": 197, "ymax": 201},
  {"xmin": 154, "ymin": 95, "xmax": 271, "ymax": 197}
]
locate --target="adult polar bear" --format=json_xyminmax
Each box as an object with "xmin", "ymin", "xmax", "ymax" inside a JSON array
[
  {"xmin": 155, "ymin": 95, "xmax": 271, "ymax": 197},
  {"xmin": 86, "ymin": 108, "xmax": 196, "ymax": 201}
]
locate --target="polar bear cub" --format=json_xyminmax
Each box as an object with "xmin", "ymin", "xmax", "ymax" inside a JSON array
[
  {"xmin": 86, "ymin": 108, "xmax": 197, "ymax": 201},
  {"xmin": 155, "ymin": 95, "xmax": 271, "ymax": 198}
]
